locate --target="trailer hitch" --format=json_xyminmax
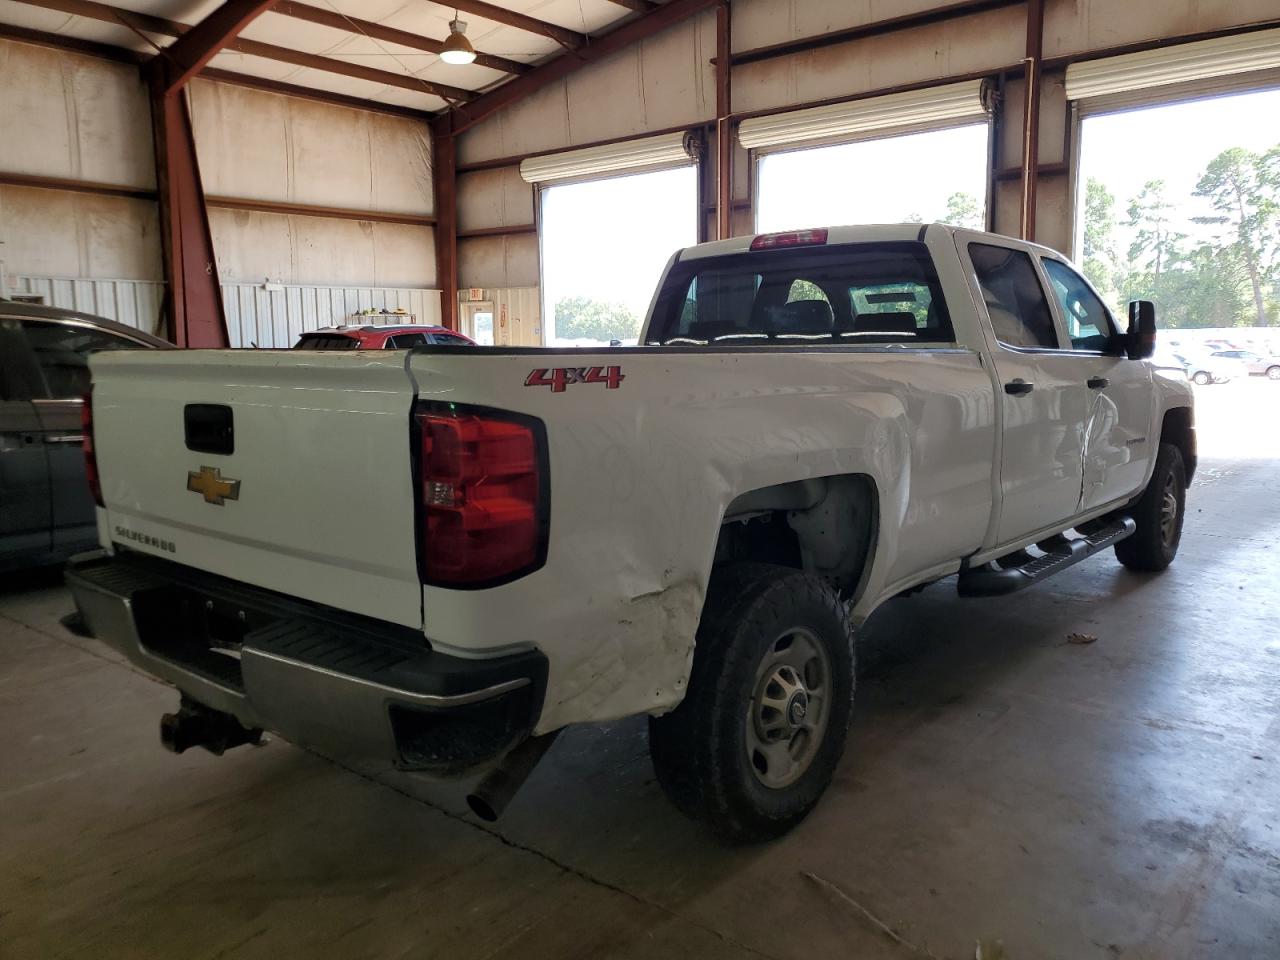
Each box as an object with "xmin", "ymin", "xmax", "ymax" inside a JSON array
[{"xmin": 160, "ymin": 696, "xmax": 263, "ymax": 756}]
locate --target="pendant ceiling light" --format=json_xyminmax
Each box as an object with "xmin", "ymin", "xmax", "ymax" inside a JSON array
[{"xmin": 440, "ymin": 13, "xmax": 477, "ymax": 65}]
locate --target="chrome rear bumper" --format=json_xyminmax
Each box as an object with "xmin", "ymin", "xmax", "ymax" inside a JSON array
[{"xmin": 67, "ymin": 550, "xmax": 546, "ymax": 772}]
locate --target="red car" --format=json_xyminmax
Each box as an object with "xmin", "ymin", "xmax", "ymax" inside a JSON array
[{"xmin": 293, "ymin": 324, "xmax": 476, "ymax": 350}]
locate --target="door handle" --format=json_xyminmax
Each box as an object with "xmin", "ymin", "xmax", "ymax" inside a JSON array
[
  {"xmin": 1004, "ymin": 379, "xmax": 1034, "ymax": 396},
  {"xmin": 43, "ymin": 434, "xmax": 85, "ymax": 444},
  {"xmin": 1087, "ymin": 377, "xmax": 1109, "ymax": 389}
]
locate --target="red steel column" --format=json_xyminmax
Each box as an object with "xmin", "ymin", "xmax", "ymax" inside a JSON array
[
  {"xmin": 1019, "ymin": 0, "xmax": 1044, "ymax": 241},
  {"xmin": 148, "ymin": 83, "xmax": 229, "ymax": 347},
  {"xmin": 715, "ymin": 1, "xmax": 732, "ymax": 240},
  {"xmin": 432, "ymin": 115, "xmax": 459, "ymax": 331}
]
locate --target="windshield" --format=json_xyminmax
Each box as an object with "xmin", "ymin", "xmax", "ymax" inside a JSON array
[{"xmin": 646, "ymin": 242, "xmax": 953, "ymax": 347}]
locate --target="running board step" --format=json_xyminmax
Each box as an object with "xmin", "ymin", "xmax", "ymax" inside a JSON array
[{"xmin": 957, "ymin": 516, "xmax": 1137, "ymax": 598}]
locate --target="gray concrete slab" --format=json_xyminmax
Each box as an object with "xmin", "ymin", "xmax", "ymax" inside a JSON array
[{"xmin": 2, "ymin": 448, "xmax": 1278, "ymax": 960}]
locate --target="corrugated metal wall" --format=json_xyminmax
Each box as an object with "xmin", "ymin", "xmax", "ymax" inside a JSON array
[
  {"xmin": 6, "ymin": 274, "xmax": 443, "ymax": 348},
  {"xmin": 222, "ymin": 283, "xmax": 442, "ymax": 348},
  {"xmin": 8, "ymin": 275, "xmax": 165, "ymax": 335}
]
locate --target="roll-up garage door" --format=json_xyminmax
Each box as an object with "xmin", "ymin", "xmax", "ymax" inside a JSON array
[
  {"xmin": 519, "ymin": 131, "xmax": 698, "ymax": 185},
  {"xmin": 738, "ymin": 79, "xmax": 989, "ymax": 153},
  {"xmin": 1065, "ymin": 27, "xmax": 1280, "ymax": 110}
]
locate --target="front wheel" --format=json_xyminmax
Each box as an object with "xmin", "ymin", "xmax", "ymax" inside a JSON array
[
  {"xmin": 1192, "ymin": 371, "xmax": 1211, "ymax": 385},
  {"xmin": 648, "ymin": 563, "xmax": 854, "ymax": 843},
  {"xmin": 1115, "ymin": 442, "xmax": 1186, "ymax": 572},
  {"xmin": 1266, "ymin": 365, "xmax": 1280, "ymax": 381}
]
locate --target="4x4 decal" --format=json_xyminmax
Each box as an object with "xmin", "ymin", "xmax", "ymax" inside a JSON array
[{"xmin": 525, "ymin": 366, "xmax": 625, "ymax": 393}]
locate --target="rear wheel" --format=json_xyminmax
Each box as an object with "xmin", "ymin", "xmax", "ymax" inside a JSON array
[
  {"xmin": 649, "ymin": 563, "xmax": 853, "ymax": 843},
  {"xmin": 1115, "ymin": 442, "xmax": 1186, "ymax": 572},
  {"xmin": 1266, "ymin": 365, "xmax": 1280, "ymax": 381}
]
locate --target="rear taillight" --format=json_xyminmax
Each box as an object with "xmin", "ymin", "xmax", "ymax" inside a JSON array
[
  {"xmin": 750, "ymin": 228, "xmax": 828, "ymax": 251},
  {"xmin": 413, "ymin": 403, "xmax": 548, "ymax": 587},
  {"xmin": 82, "ymin": 390, "xmax": 103, "ymax": 507}
]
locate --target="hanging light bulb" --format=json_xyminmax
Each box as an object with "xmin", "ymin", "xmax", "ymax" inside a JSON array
[{"xmin": 440, "ymin": 14, "xmax": 476, "ymax": 65}]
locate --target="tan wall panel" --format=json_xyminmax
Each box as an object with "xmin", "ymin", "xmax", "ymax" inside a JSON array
[
  {"xmin": 189, "ymin": 81, "xmax": 291, "ymax": 202},
  {"xmin": 734, "ymin": 0, "xmax": 964, "ymax": 52},
  {"xmin": 189, "ymin": 79, "xmax": 432, "ymax": 215},
  {"xmin": 457, "ymin": 166, "xmax": 534, "ymax": 231},
  {"xmin": 1043, "ymin": 0, "xmax": 1280, "ymax": 60},
  {"xmin": 458, "ymin": 233, "xmax": 540, "ymax": 289},
  {"xmin": 0, "ymin": 186, "xmax": 160, "ymax": 280},
  {"xmin": 208, "ymin": 209, "xmax": 434, "ymax": 288},
  {"xmin": 369, "ymin": 113, "xmax": 434, "ymax": 217},
  {"xmin": 459, "ymin": 82, "xmax": 571, "ymax": 167},
  {"xmin": 733, "ymin": 6, "xmax": 1022, "ymax": 115},
  {"xmin": 504, "ymin": 233, "xmax": 540, "ymax": 287},
  {"xmin": 0, "ymin": 39, "xmax": 153, "ymax": 188},
  {"xmin": 456, "ymin": 14, "xmax": 715, "ymax": 166},
  {"xmin": 207, "ymin": 208, "xmax": 295, "ymax": 285},
  {"xmin": 371, "ymin": 222, "xmax": 436, "ymax": 288}
]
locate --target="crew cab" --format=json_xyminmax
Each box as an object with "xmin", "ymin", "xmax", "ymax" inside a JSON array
[{"xmin": 68, "ymin": 225, "xmax": 1194, "ymax": 842}]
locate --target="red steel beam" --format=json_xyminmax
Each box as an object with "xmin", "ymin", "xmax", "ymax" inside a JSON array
[
  {"xmin": 1019, "ymin": 0, "xmax": 1043, "ymax": 241},
  {"xmin": 272, "ymin": 1, "xmax": 530, "ymax": 75},
  {"xmin": 0, "ymin": 20, "xmax": 145, "ymax": 62},
  {"xmin": 715, "ymin": 1, "xmax": 731, "ymax": 240},
  {"xmin": 431, "ymin": 116, "xmax": 459, "ymax": 331},
  {"xmin": 729, "ymin": 0, "xmax": 1024, "ymax": 67},
  {"xmin": 448, "ymin": 0, "xmax": 586, "ymax": 49},
  {"xmin": 153, "ymin": 0, "xmax": 279, "ymax": 96},
  {"xmin": 201, "ymin": 68, "xmax": 433, "ymax": 119},
  {"xmin": 9, "ymin": 0, "xmax": 475, "ymax": 102},
  {"xmin": 444, "ymin": 0, "xmax": 721, "ymax": 135},
  {"xmin": 148, "ymin": 84, "xmax": 229, "ymax": 347}
]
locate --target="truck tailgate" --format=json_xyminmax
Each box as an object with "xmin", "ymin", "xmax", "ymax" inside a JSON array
[{"xmin": 89, "ymin": 350, "xmax": 422, "ymax": 628}]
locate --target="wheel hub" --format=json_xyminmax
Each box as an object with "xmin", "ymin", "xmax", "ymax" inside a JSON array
[
  {"xmin": 746, "ymin": 628, "xmax": 832, "ymax": 789},
  {"xmin": 787, "ymin": 691, "xmax": 809, "ymax": 727}
]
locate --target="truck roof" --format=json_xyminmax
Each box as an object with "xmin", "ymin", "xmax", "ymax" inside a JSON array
[{"xmin": 676, "ymin": 223, "xmax": 1065, "ymax": 262}]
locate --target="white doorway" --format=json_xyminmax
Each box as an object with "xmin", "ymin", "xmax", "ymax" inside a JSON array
[{"xmin": 461, "ymin": 302, "xmax": 495, "ymax": 346}]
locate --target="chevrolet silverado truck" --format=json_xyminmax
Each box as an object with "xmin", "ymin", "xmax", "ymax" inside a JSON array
[{"xmin": 68, "ymin": 225, "xmax": 1195, "ymax": 842}]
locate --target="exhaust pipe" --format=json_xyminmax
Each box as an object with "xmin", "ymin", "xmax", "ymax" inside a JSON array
[
  {"xmin": 160, "ymin": 697, "xmax": 263, "ymax": 756},
  {"xmin": 466, "ymin": 729, "xmax": 561, "ymax": 822}
]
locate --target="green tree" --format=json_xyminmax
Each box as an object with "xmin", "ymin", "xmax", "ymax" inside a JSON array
[
  {"xmin": 942, "ymin": 191, "xmax": 983, "ymax": 230},
  {"xmin": 1125, "ymin": 180, "xmax": 1185, "ymax": 306},
  {"xmin": 1193, "ymin": 147, "xmax": 1279, "ymax": 327},
  {"xmin": 1081, "ymin": 178, "xmax": 1121, "ymax": 306},
  {"xmin": 554, "ymin": 296, "xmax": 640, "ymax": 342},
  {"xmin": 1160, "ymin": 244, "xmax": 1248, "ymax": 329}
]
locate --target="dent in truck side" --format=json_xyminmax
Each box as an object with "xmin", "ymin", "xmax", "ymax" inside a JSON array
[{"xmin": 411, "ymin": 349, "xmax": 997, "ymax": 732}]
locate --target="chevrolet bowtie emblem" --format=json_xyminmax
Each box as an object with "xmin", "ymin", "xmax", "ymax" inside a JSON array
[{"xmin": 187, "ymin": 465, "xmax": 241, "ymax": 505}]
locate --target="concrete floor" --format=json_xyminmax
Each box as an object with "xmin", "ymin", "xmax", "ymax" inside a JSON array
[{"xmin": 3, "ymin": 389, "xmax": 1279, "ymax": 959}]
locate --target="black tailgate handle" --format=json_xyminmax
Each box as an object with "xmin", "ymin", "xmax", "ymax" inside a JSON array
[{"xmin": 185, "ymin": 404, "xmax": 234, "ymax": 456}]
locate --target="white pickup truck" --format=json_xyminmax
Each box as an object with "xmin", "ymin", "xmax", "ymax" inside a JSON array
[{"xmin": 69, "ymin": 225, "xmax": 1195, "ymax": 842}]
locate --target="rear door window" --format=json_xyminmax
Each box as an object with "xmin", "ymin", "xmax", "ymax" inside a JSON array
[
  {"xmin": 0, "ymin": 319, "xmax": 47, "ymax": 400},
  {"xmin": 648, "ymin": 242, "xmax": 952, "ymax": 346},
  {"xmin": 968, "ymin": 244, "xmax": 1059, "ymax": 349},
  {"xmin": 388, "ymin": 333, "xmax": 427, "ymax": 348}
]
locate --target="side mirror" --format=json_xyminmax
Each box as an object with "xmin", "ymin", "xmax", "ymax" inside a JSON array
[{"xmin": 1126, "ymin": 300, "xmax": 1156, "ymax": 360}]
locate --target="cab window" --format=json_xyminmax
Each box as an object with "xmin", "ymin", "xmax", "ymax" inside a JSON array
[
  {"xmin": 968, "ymin": 244, "xmax": 1058, "ymax": 350},
  {"xmin": 1041, "ymin": 258, "xmax": 1116, "ymax": 352},
  {"xmin": 649, "ymin": 242, "xmax": 953, "ymax": 346}
]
